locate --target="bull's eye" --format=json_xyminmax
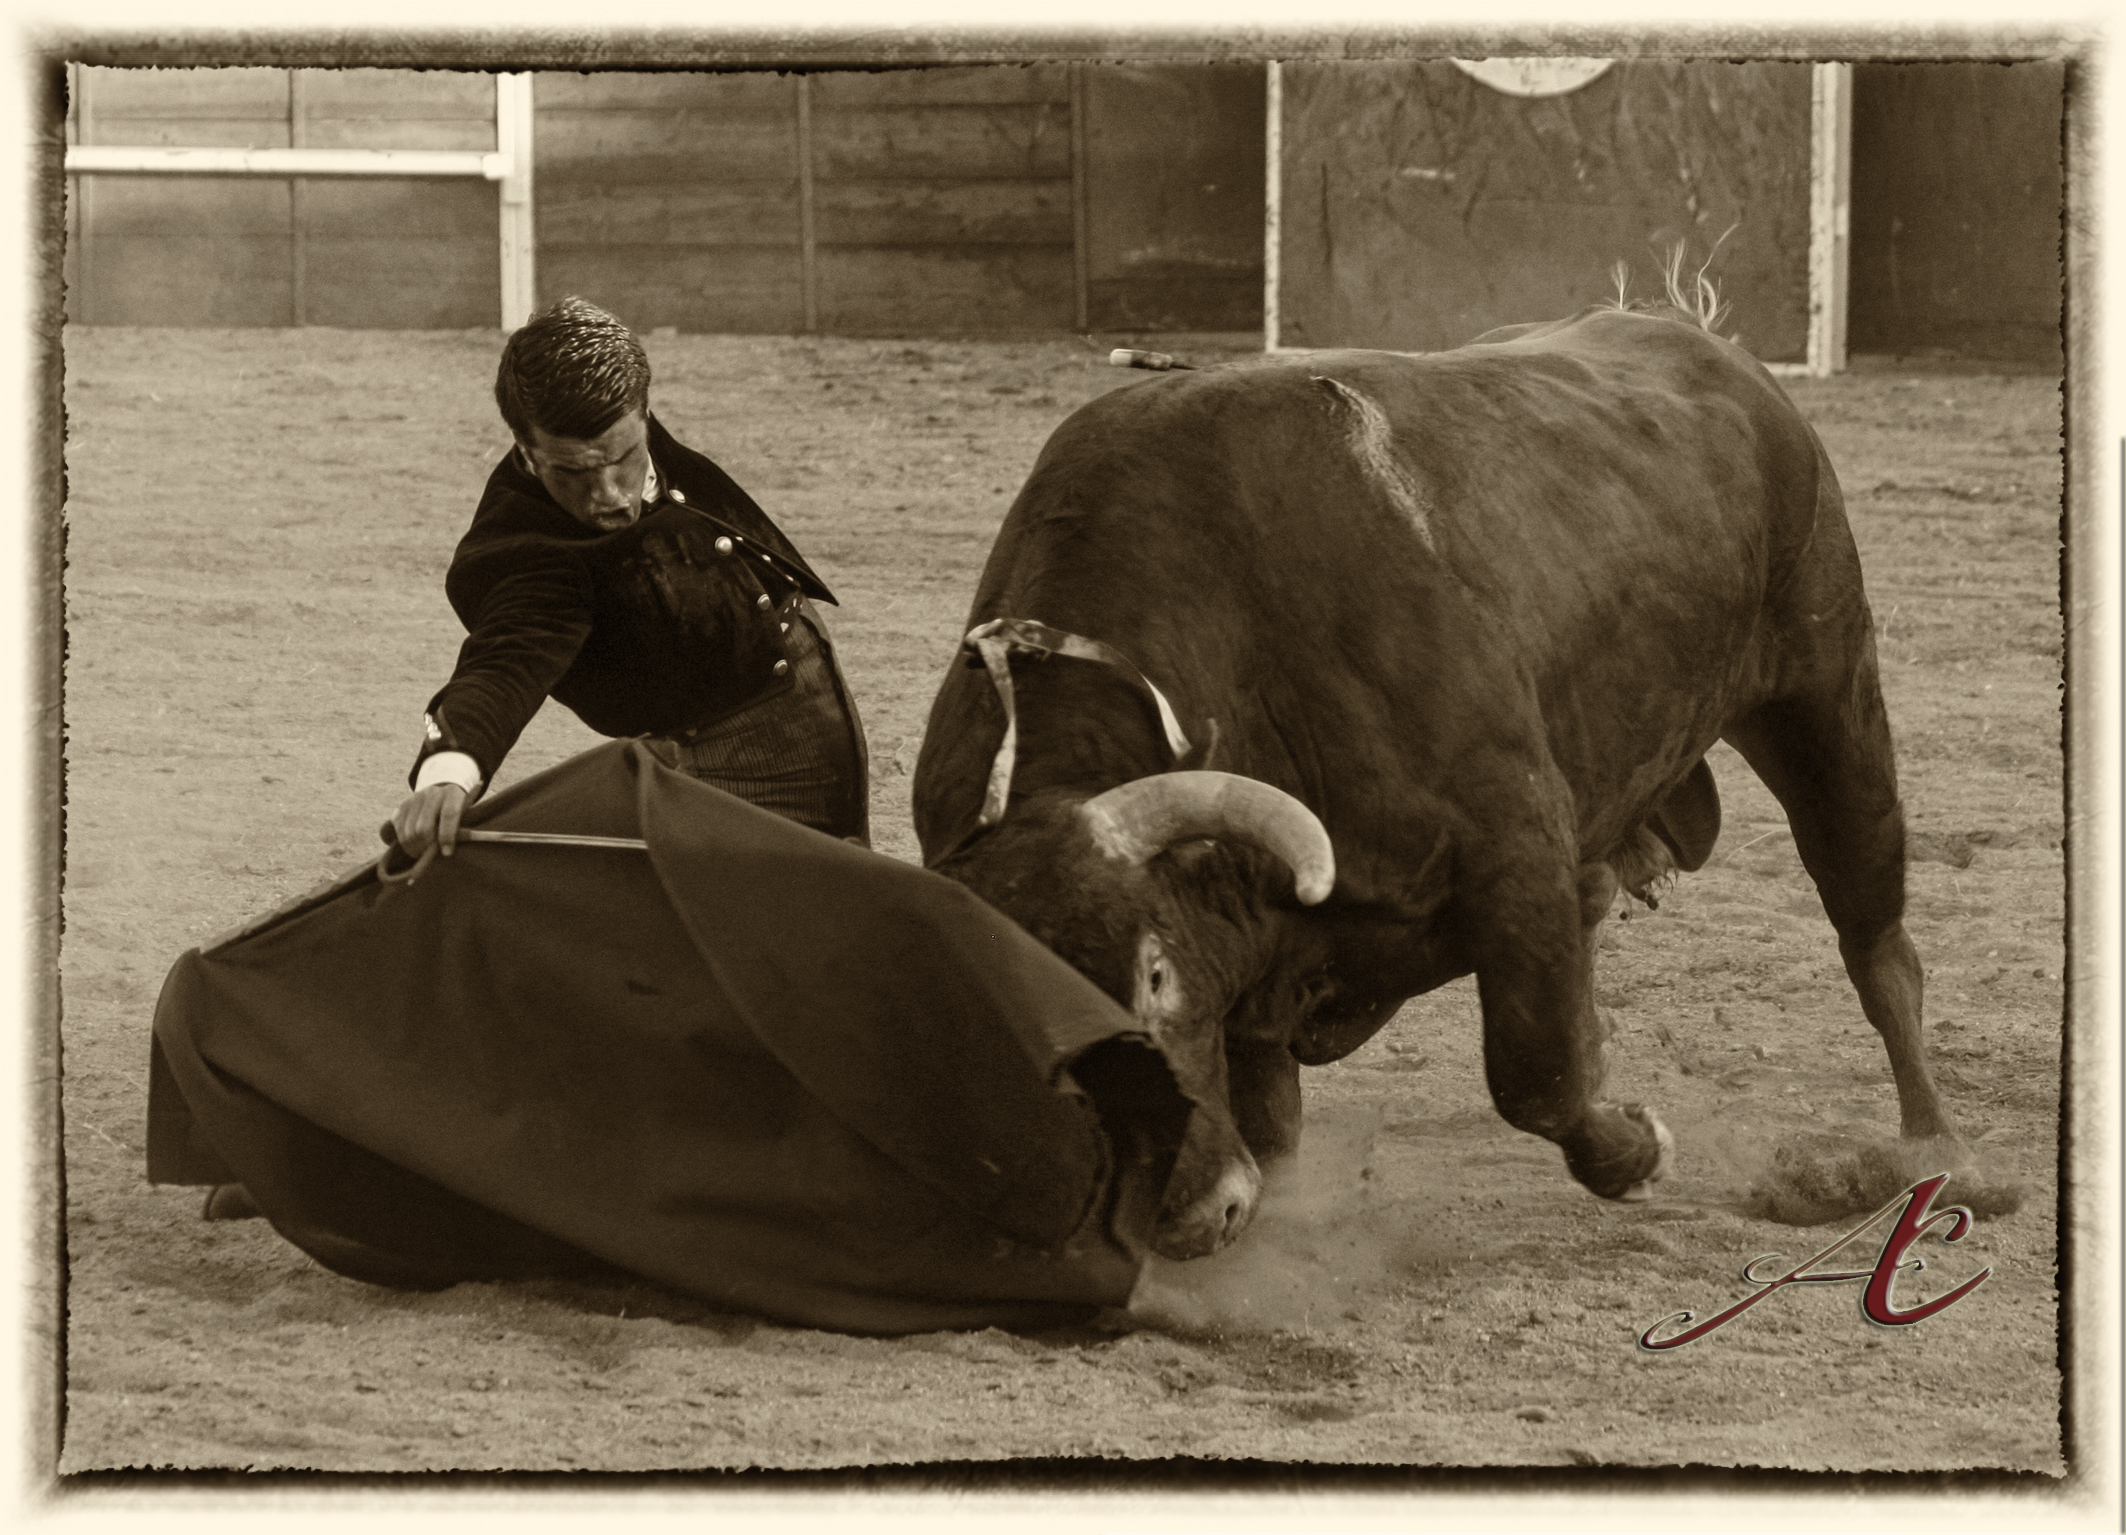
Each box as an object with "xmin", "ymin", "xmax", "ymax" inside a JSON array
[{"xmin": 1134, "ymin": 932, "xmax": 1180, "ymax": 1019}]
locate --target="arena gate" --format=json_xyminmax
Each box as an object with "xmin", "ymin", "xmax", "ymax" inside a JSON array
[
  {"xmin": 1267, "ymin": 59, "xmax": 1820, "ymax": 366},
  {"xmin": 1265, "ymin": 57, "xmax": 2062, "ymax": 375}
]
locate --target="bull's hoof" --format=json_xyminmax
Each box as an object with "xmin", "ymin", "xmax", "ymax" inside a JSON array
[
  {"xmin": 202, "ymin": 1183, "xmax": 262, "ymax": 1222},
  {"xmin": 1564, "ymin": 1101, "xmax": 1674, "ymax": 1200},
  {"xmin": 1614, "ymin": 1109, "xmax": 1675, "ymax": 1201},
  {"xmin": 1901, "ymin": 1114, "xmax": 1965, "ymax": 1147}
]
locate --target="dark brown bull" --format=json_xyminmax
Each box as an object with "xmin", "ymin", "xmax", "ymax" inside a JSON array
[{"xmin": 912, "ymin": 306, "xmax": 1959, "ymax": 1259}]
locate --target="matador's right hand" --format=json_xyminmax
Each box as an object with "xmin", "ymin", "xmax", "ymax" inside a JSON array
[{"xmin": 392, "ymin": 782, "xmax": 469, "ymax": 858}]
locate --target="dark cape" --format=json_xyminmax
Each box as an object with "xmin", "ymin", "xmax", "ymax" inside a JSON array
[{"xmin": 148, "ymin": 740, "xmax": 1192, "ymax": 1334}]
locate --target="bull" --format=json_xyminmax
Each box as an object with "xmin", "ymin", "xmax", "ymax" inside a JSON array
[{"xmin": 911, "ymin": 303, "xmax": 1960, "ymax": 1260}]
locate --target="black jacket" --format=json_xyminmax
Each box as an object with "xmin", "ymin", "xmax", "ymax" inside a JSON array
[{"xmin": 414, "ymin": 413, "xmax": 836, "ymax": 785}]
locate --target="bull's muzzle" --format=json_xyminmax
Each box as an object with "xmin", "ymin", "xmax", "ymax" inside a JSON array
[{"xmin": 1152, "ymin": 1150, "xmax": 1263, "ymax": 1260}]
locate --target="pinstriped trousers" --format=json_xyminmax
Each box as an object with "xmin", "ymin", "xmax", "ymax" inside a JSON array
[{"xmin": 643, "ymin": 599, "xmax": 871, "ymax": 847}]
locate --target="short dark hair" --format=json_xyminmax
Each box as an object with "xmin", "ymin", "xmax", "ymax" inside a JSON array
[{"xmin": 494, "ymin": 295, "xmax": 651, "ymax": 443}]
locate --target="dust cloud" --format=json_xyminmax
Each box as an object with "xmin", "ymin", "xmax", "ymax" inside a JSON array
[
  {"xmin": 1126, "ymin": 1105, "xmax": 1443, "ymax": 1335},
  {"xmin": 1661, "ymin": 1111, "xmax": 2025, "ymax": 1227}
]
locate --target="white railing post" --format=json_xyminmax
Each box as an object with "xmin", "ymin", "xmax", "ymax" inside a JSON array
[
  {"xmin": 1264, "ymin": 60, "xmax": 1282, "ymax": 353},
  {"xmin": 1808, "ymin": 62, "xmax": 1853, "ymax": 378},
  {"xmin": 496, "ymin": 72, "xmax": 536, "ymax": 331},
  {"xmin": 65, "ymin": 146, "xmax": 501, "ymax": 176}
]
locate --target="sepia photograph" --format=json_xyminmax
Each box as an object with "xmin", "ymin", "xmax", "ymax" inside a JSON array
[{"xmin": 28, "ymin": 4, "xmax": 2117, "ymax": 1525}]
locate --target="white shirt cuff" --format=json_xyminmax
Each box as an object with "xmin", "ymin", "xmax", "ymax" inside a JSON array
[{"xmin": 414, "ymin": 751, "xmax": 484, "ymax": 797}]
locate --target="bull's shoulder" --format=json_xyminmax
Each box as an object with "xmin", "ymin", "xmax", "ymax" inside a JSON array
[
  {"xmin": 1039, "ymin": 316, "xmax": 1795, "ymax": 463},
  {"xmin": 1042, "ymin": 350, "xmax": 1392, "ymax": 436},
  {"xmin": 1459, "ymin": 306, "xmax": 1772, "ymax": 389},
  {"xmin": 1461, "ymin": 309, "xmax": 1606, "ymax": 348}
]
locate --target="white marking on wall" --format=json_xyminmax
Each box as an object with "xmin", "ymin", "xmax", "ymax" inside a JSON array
[{"xmin": 1312, "ymin": 376, "xmax": 1434, "ymax": 551}]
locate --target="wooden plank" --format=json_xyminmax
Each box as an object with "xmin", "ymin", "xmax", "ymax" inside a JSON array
[
  {"xmin": 811, "ymin": 102, "xmax": 1071, "ymax": 180},
  {"xmin": 812, "ymin": 179, "xmax": 1069, "ymax": 246},
  {"xmin": 1090, "ymin": 268, "xmax": 1262, "ymax": 333},
  {"xmin": 297, "ymin": 178, "xmax": 497, "ymax": 239},
  {"xmin": 80, "ymin": 65, "xmax": 287, "ymax": 119},
  {"xmin": 535, "ymin": 109, "xmax": 798, "ymax": 180},
  {"xmin": 301, "ymin": 237, "xmax": 498, "ymax": 328},
  {"xmin": 537, "ymin": 181, "xmax": 801, "ymax": 246},
  {"xmin": 298, "ymin": 118, "xmax": 499, "ymax": 153},
  {"xmin": 538, "ymin": 247, "xmax": 805, "ymax": 333},
  {"xmin": 1278, "ymin": 60, "xmax": 1810, "ymax": 358},
  {"xmin": 809, "ymin": 63, "xmax": 1069, "ymax": 108},
  {"xmin": 83, "ymin": 115, "xmax": 293, "ymax": 150},
  {"xmin": 85, "ymin": 176, "xmax": 292, "ymax": 236},
  {"xmin": 534, "ymin": 71, "xmax": 796, "ymax": 112},
  {"xmin": 815, "ymin": 246, "xmax": 1073, "ymax": 332},
  {"xmin": 295, "ymin": 67, "xmax": 497, "ymax": 116},
  {"xmin": 533, "ymin": 72, "xmax": 805, "ymax": 334},
  {"xmin": 798, "ymin": 76, "xmax": 817, "ymax": 333},
  {"xmin": 1070, "ymin": 62, "xmax": 1088, "ymax": 331},
  {"xmin": 1847, "ymin": 61, "xmax": 2063, "ymax": 366},
  {"xmin": 1083, "ymin": 62, "xmax": 1265, "ymax": 333},
  {"xmin": 86, "ymin": 235, "xmax": 293, "ymax": 326}
]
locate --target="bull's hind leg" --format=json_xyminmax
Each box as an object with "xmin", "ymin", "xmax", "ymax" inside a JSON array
[{"xmin": 1724, "ymin": 678, "xmax": 1960, "ymax": 1145}]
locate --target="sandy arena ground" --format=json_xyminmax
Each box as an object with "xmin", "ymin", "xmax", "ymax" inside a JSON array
[{"xmin": 55, "ymin": 326, "xmax": 2066, "ymax": 1479}]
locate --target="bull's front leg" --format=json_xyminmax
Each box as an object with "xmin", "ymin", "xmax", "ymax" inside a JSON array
[
  {"xmin": 1225, "ymin": 1040, "xmax": 1301, "ymax": 1164},
  {"xmin": 1462, "ymin": 828, "xmax": 1673, "ymax": 1200}
]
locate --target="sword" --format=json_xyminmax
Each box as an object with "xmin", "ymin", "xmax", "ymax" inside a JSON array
[
  {"xmin": 372, "ymin": 823, "xmax": 650, "ymax": 886},
  {"xmin": 449, "ymin": 830, "xmax": 649, "ymax": 851},
  {"xmin": 199, "ymin": 825, "xmax": 655, "ymax": 954}
]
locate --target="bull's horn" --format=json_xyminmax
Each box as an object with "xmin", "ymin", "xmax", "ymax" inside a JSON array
[{"xmin": 1077, "ymin": 771, "xmax": 1335, "ymax": 905}]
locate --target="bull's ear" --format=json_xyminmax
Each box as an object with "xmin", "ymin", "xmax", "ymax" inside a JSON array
[{"xmin": 1174, "ymin": 717, "xmax": 1222, "ymax": 772}]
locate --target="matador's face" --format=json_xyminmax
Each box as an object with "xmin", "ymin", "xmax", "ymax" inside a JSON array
[{"xmin": 518, "ymin": 407, "xmax": 653, "ymax": 533}]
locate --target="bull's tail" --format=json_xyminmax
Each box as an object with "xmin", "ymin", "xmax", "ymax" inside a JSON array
[
  {"xmin": 1658, "ymin": 229, "xmax": 1736, "ymax": 333},
  {"xmin": 1603, "ymin": 226, "xmax": 1738, "ymax": 335},
  {"xmin": 1607, "ymin": 259, "xmax": 1634, "ymax": 312}
]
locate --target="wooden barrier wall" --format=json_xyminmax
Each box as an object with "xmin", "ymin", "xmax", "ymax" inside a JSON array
[
  {"xmin": 66, "ymin": 67, "xmax": 501, "ymax": 328},
  {"xmin": 536, "ymin": 67, "xmax": 1079, "ymax": 334},
  {"xmin": 67, "ymin": 64, "xmax": 1267, "ymax": 336},
  {"xmin": 1847, "ymin": 62, "xmax": 2064, "ymax": 368},
  {"xmin": 812, "ymin": 66, "xmax": 1075, "ymax": 333},
  {"xmin": 533, "ymin": 71, "xmax": 809, "ymax": 334},
  {"xmin": 1082, "ymin": 63, "xmax": 1265, "ymax": 332},
  {"xmin": 63, "ymin": 62, "xmax": 2066, "ymax": 359}
]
